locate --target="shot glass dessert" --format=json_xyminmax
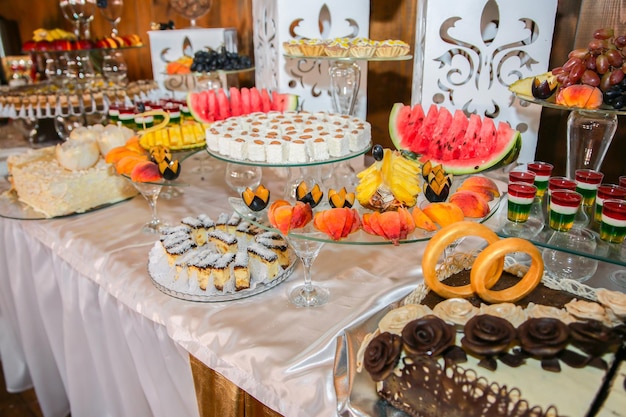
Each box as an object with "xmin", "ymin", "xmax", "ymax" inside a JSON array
[
  {"xmin": 549, "ymin": 189, "xmax": 583, "ymax": 232},
  {"xmin": 594, "ymin": 184, "xmax": 626, "ymax": 223},
  {"xmin": 527, "ymin": 162, "xmax": 553, "ymax": 199},
  {"xmin": 599, "ymin": 199, "xmax": 626, "ymax": 244},
  {"xmin": 509, "ymin": 170, "xmax": 536, "ymax": 185},
  {"xmin": 619, "ymin": 175, "xmax": 626, "ymax": 189},
  {"xmin": 575, "ymin": 169, "xmax": 604, "ymax": 207},
  {"xmin": 507, "ymin": 182, "xmax": 537, "ymax": 223}
]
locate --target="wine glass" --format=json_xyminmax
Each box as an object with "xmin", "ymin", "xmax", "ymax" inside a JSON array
[
  {"xmin": 97, "ymin": 0, "xmax": 124, "ymax": 36},
  {"xmin": 285, "ymin": 226, "xmax": 329, "ymax": 307},
  {"xmin": 59, "ymin": 0, "xmax": 81, "ymax": 38},
  {"xmin": 101, "ymin": 51, "xmax": 128, "ymax": 85},
  {"xmin": 224, "ymin": 163, "xmax": 262, "ymax": 195},
  {"xmin": 169, "ymin": 0, "xmax": 212, "ymax": 28},
  {"xmin": 61, "ymin": 0, "xmax": 97, "ymax": 39},
  {"xmin": 125, "ymin": 177, "xmax": 166, "ymax": 234}
]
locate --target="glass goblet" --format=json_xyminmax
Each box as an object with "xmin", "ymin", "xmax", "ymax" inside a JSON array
[
  {"xmin": 97, "ymin": 0, "xmax": 124, "ymax": 36},
  {"xmin": 125, "ymin": 176, "xmax": 166, "ymax": 234},
  {"xmin": 59, "ymin": 0, "xmax": 81, "ymax": 38},
  {"xmin": 224, "ymin": 163, "xmax": 262, "ymax": 196},
  {"xmin": 285, "ymin": 227, "xmax": 329, "ymax": 307},
  {"xmin": 169, "ymin": 0, "xmax": 212, "ymax": 28},
  {"xmin": 102, "ymin": 51, "xmax": 128, "ymax": 85}
]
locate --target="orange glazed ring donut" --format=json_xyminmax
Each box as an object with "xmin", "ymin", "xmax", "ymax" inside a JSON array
[
  {"xmin": 470, "ymin": 237, "xmax": 544, "ymax": 303},
  {"xmin": 422, "ymin": 221, "xmax": 502, "ymax": 299}
]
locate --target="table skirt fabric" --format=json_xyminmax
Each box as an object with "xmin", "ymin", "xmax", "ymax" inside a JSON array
[{"xmin": 0, "ymin": 219, "xmax": 200, "ymax": 417}]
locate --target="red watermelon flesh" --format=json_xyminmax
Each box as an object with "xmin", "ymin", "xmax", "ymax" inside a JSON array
[
  {"xmin": 462, "ymin": 114, "xmax": 483, "ymax": 158},
  {"xmin": 260, "ymin": 88, "xmax": 272, "ymax": 112},
  {"xmin": 216, "ymin": 89, "xmax": 231, "ymax": 120},
  {"xmin": 240, "ymin": 87, "xmax": 251, "ymax": 114},
  {"xmin": 249, "ymin": 87, "xmax": 263, "ymax": 112},
  {"xmin": 389, "ymin": 103, "xmax": 425, "ymax": 150},
  {"xmin": 476, "ymin": 116, "xmax": 497, "ymax": 158},
  {"xmin": 441, "ymin": 110, "xmax": 469, "ymax": 161},
  {"xmin": 229, "ymin": 87, "xmax": 243, "ymax": 116},
  {"xmin": 189, "ymin": 91, "xmax": 209, "ymax": 122},
  {"xmin": 271, "ymin": 90, "xmax": 299, "ymax": 111},
  {"xmin": 426, "ymin": 107, "xmax": 453, "ymax": 160},
  {"xmin": 413, "ymin": 104, "xmax": 440, "ymax": 155}
]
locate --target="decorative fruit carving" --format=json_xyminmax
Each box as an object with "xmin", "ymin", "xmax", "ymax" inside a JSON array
[
  {"xmin": 531, "ymin": 76, "xmax": 558, "ymax": 99},
  {"xmin": 296, "ymin": 181, "xmax": 323, "ymax": 208},
  {"xmin": 356, "ymin": 146, "xmax": 421, "ymax": 211},
  {"xmin": 449, "ymin": 190, "xmax": 491, "ymax": 218},
  {"xmin": 456, "ymin": 176, "xmax": 500, "ymax": 202},
  {"xmin": 422, "ymin": 202, "xmax": 465, "ymax": 228},
  {"xmin": 242, "ymin": 185, "xmax": 270, "ymax": 212},
  {"xmin": 328, "ymin": 187, "xmax": 355, "ymax": 208},
  {"xmin": 421, "ymin": 160, "xmax": 452, "ymax": 203},
  {"xmin": 361, "ymin": 207, "xmax": 415, "ymax": 245},
  {"xmin": 130, "ymin": 160, "xmax": 161, "ymax": 183},
  {"xmin": 267, "ymin": 200, "xmax": 313, "ymax": 235},
  {"xmin": 556, "ymin": 84, "xmax": 603, "ymax": 109},
  {"xmin": 313, "ymin": 208, "xmax": 361, "ymax": 240}
]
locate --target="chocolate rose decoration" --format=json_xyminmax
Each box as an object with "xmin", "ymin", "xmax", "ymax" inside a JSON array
[
  {"xmin": 569, "ymin": 319, "xmax": 621, "ymax": 357},
  {"xmin": 363, "ymin": 332, "xmax": 402, "ymax": 381},
  {"xmin": 401, "ymin": 315, "xmax": 456, "ymax": 356},
  {"xmin": 461, "ymin": 314, "xmax": 516, "ymax": 356},
  {"xmin": 518, "ymin": 318, "xmax": 569, "ymax": 358}
]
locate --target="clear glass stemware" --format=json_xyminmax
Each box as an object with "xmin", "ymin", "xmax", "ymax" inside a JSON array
[
  {"xmin": 169, "ymin": 0, "xmax": 212, "ymax": 28},
  {"xmin": 285, "ymin": 227, "xmax": 329, "ymax": 307},
  {"xmin": 126, "ymin": 178, "xmax": 165, "ymax": 234},
  {"xmin": 224, "ymin": 163, "xmax": 262, "ymax": 195},
  {"xmin": 97, "ymin": 0, "xmax": 124, "ymax": 36}
]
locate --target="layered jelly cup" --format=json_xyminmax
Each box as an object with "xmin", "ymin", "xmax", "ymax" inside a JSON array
[
  {"xmin": 549, "ymin": 189, "xmax": 583, "ymax": 232},
  {"xmin": 575, "ymin": 169, "xmax": 604, "ymax": 207},
  {"xmin": 528, "ymin": 162, "xmax": 553, "ymax": 199},
  {"xmin": 600, "ymin": 199, "xmax": 626, "ymax": 244},
  {"xmin": 507, "ymin": 182, "xmax": 537, "ymax": 223}
]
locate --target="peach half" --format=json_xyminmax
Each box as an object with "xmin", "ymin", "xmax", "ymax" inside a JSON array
[
  {"xmin": 313, "ymin": 207, "xmax": 361, "ymax": 240},
  {"xmin": 449, "ymin": 190, "xmax": 491, "ymax": 218},
  {"xmin": 556, "ymin": 84, "xmax": 603, "ymax": 109},
  {"xmin": 267, "ymin": 200, "xmax": 313, "ymax": 235}
]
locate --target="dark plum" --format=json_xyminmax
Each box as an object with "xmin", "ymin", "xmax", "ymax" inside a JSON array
[{"xmin": 531, "ymin": 77, "xmax": 557, "ymax": 99}]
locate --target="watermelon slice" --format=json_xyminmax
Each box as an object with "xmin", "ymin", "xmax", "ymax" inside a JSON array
[
  {"xmin": 389, "ymin": 102, "xmax": 521, "ymax": 175},
  {"xmin": 229, "ymin": 87, "xmax": 243, "ymax": 117},
  {"xmin": 187, "ymin": 87, "xmax": 299, "ymax": 124}
]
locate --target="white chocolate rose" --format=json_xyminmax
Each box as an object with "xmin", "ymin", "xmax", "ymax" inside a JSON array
[
  {"xmin": 433, "ymin": 298, "xmax": 478, "ymax": 326},
  {"xmin": 69, "ymin": 125, "xmax": 100, "ymax": 143},
  {"xmin": 525, "ymin": 302, "xmax": 574, "ymax": 324},
  {"xmin": 596, "ymin": 289, "xmax": 626, "ymax": 320},
  {"xmin": 55, "ymin": 139, "xmax": 100, "ymax": 171},
  {"xmin": 564, "ymin": 299, "xmax": 608, "ymax": 323},
  {"xmin": 378, "ymin": 304, "xmax": 432, "ymax": 335},
  {"xmin": 479, "ymin": 303, "xmax": 526, "ymax": 327}
]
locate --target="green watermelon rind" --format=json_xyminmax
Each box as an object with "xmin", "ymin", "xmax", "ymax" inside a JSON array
[
  {"xmin": 435, "ymin": 131, "xmax": 522, "ymax": 175},
  {"xmin": 389, "ymin": 103, "xmax": 522, "ymax": 175}
]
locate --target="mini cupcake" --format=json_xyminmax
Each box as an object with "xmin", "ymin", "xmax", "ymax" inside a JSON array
[
  {"xmin": 300, "ymin": 38, "xmax": 325, "ymax": 57},
  {"xmin": 282, "ymin": 39, "xmax": 303, "ymax": 56},
  {"xmin": 375, "ymin": 39, "xmax": 410, "ymax": 58},
  {"xmin": 324, "ymin": 38, "xmax": 350, "ymax": 57},
  {"xmin": 349, "ymin": 37, "xmax": 376, "ymax": 58}
]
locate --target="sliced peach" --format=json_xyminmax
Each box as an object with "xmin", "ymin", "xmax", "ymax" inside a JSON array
[
  {"xmin": 313, "ymin": 208, "xmax": 361, "ymax": 240},
  {"xmin": 361, "ymin": 207, "xmax": 415, "ymax": 245},
  {"xmin": 422, "ymin": 202, "xmax": 465, "ymax": 227},
  {"xmin": 267, "ymin": 200, "xmax": 313, "ymax": 235},
  {"xmin": 130, "ymin": 160, "xmax": 161, "ymax": 182},
  {"xmin": 456, "ymin": 176, "xmax": 500, "ymax": 201},
  {"xmin": 556, "ymin": 84, "xmax": 603, "ymax": 109},
  {"xmin": 114, "ymin": 154, "xmax": 150, "ymax": 175},
  {"xmin": 449, "ymin": 190, "xmax": 491, "ymax": 218},
  {"xmin": 411, "ymin": 205, "xmax": 438, "ymax": 231}
]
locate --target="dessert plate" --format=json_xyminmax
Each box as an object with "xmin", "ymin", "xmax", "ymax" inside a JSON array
[
  {"xmin": 147, "ymin": 241, "xmax": 297, "ymax": 302},
  {"xmin": 0, "ymin": 175, "xmax": 134, "ymax": 220}
]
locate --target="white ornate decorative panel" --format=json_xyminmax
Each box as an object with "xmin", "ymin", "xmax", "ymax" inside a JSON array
[
  {"xmin": 252, "ymin": 0, "xmax": 370, "ymax": 117},
  {"xmin": 412, "ymin": 0, "xmax": 558, "ymax": 163}
]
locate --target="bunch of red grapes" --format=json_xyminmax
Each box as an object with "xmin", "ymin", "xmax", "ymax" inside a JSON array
[{"xmin": 552, "ymin": 28, "xmax": 626, "ymax": 109}]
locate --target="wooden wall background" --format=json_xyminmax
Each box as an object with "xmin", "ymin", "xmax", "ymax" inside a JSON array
[{"xmin": 0, "ymin": 0, "xmax": 623, "ymax": 181}]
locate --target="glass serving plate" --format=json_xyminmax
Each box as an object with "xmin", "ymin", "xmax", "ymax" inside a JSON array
[
  {"xmin": 147, "ymin": 240, "xmax": 297, "ymax": 302},
  {"xmin": 228, "ymin": 181, "xmax": 505, "ymax": 246},
  {"xmin": 0, "ymin": 174, "xmax": 134, "ymax": 220},
  {"xmin": 207, "ymin": 142, "xmax": 372, "ymax": 168}
]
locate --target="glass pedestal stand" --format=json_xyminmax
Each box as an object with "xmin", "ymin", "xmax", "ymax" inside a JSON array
[{"xmin": 566, "ymin": 110, "xmax": 618, "ymax": 179}]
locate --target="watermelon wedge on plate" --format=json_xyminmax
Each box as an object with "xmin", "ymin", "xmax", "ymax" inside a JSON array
[
  {"xmin": 389, "ymin": 103, "xmax": 521, "ymax": 175},
  {"xmin": 187, "ymin": 87, "xmax": 299, "ymax": 124}
]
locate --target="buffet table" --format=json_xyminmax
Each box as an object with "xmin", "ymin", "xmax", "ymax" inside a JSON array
[{"xmin": 0, "ymin": 152, "xmax": 425, "ymax": 417}]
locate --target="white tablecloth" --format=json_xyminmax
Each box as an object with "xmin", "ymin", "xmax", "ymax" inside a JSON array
[{"xmin": 0, "ymin": 154, "xmax": 426, "ymax": 417}]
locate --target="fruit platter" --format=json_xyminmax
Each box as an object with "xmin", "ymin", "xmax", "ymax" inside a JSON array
[{"xmin": 508, "ymin": 27, "xmax": 626, "ymax": 114}]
